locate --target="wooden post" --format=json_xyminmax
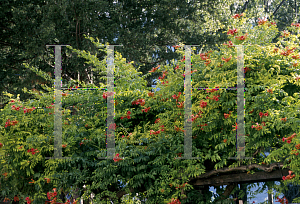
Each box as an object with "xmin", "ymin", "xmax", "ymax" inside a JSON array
[
  {"xmin": 239, "ymin": 200, "xmax": 243, "ymax": 204},
  {"xmin": 268, "ymin": 184, "xmax": 273, "ymax": 204}
]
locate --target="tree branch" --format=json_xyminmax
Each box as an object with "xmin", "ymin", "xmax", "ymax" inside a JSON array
[
  {"xmin": 252, "ymin": 146, "xmax": 265, "ymax": 157},
  {"xmin": 239, "ymin": 1, "xmax": 250, "ymax": 14},
  {"xmin": 271, "ymin": 0, "xmax": 287, "ymax": 17},
  {"xmin": 194, "ymin": 162, "xmax": 286, "ymax": 180}
]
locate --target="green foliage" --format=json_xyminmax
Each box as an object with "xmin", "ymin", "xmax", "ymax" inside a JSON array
[{"xmin": 2, "ymin": 11, "xmax": 300, "ymax": 204}]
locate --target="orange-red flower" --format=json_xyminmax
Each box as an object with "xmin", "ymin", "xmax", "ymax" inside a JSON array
[
  {"xmin": 200, "ymin": 101, "xmax": 207, "ymax": 108},
  {"xmin": 177, "ymin": 102, "xmax": 184, "ymax": 108},
  {"xmin": 149, "ymin": 65, "xmax": 160, "ymax": 72},
  {"xmin": 200, "ymin": 53, "xmax": 210, "ymax": 61},
  {"xmin": 273, "ymin": 48, "xmax": 279, "ymax": 53},
  {"xmin": 227, "ymin": 28, "xmax": 238, "ymax": 36},
  {"xmin": 142, "ymin": 107, "xmax": 151, "ymax": 113},
  {"xmin": 204, "ymin": 60, "xmax": 211, "ymax": 66},
  {"xmin": 292, "ymin": 22, "xmax": 300, "ymax": 27},
  {"xmin": 148, "ymin": 92, "xmax": 154, "ymax": 97},
  {"xmin": 224, "ymin": 40, "xmax": 234, "ymax": 48},
  {"xmin": 14, "ymin": 195, "xmax": 19, "ymax": 202},
  {"xmin": 224, "ymin": 112, "xmax": 232, "ymax": 119},
  {"xmin": 258, "ymin": 18, "xmax": 268, "ymax": 25},
  {"xmin": 222, "ymin": 55, "xmax": 232, "ymax": 62},
  {"xmin": 175, "ymin": 126, "xmax": 184, "ymax": 132},
  {"xmin": 113, "ymin": 153, "xmax": 123, "ymax": 162},
  {"xmin": 280, "ymin": 117, "xmax": 287, "ymax": 122},
  {"xmin": 232, "ymin": 13, "xmax": 244, "ymax": 19},
  {"xmin": 244, "ymin": 67, "xmax": 251, "ymax": 73},
  {"xmin": 283, "ymin": 30, "xmax": 290, "ymax": 37},
  {"xmin": 155, "ymin": 118, "xmax": 160, "ymax": 123},
  {"xmin": 235, "ymin": 33, "xmax": 248, "ymax": 41}
]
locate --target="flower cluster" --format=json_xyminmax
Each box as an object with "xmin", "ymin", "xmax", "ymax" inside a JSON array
[
  {"xmin": 200, "ymin": 100, "xmax": 207, "ymax": 108},
  {"xmin": 259, "ymin": 111, "xmax": 269, "ymax": 118},
  {"xmin": 25, "ymin": 197, "xmax": 32, "ymax": 204},
  {"xmin": 222, "ymin": 55, "xmax": 232, "ymax": 62},
  {"xmin": 172, "ymin": 92, "xmax": 181, "ymax": 103},
  {"xmin": 132, "ymin": 98, "xmax": 145, "ymax": 106},
  {"xmin": 23, "ymin": 106, "xmax": 35, "ymax": 113},
  {"xmin": 113, "ymin": 153, "xmax": 123, "ymax": 162},
  {"xmin": 174, "ymin": 126, "xmax": 184, "ymax": 132},
  {"xmin": 149, "ymin": 65, "xmax": 160, "ymax": 73},
  {"xmin": 121, "ymin": 111, "xmax": 131, "ymax": 119},
  {"xmin": 236, "ymin": 33, "xmax": 248, "ymax": 41},
  {"xmin": 200, "ymin": 51, "xmax": 212, "ymax": 66},
  {"xmin": 155, "ymin": 118, "xmax": 160, "ymax": 124},
  {"xmin": 11, "ymin": 104, "xmax": 21, "ymax": 111},
  {"xmin": 181, "ymin": 56, "xmax": 185, "ymax": 62},
  {"xmin": 223, "ymin": 40, "xmax": 234, "ymax": 48},
  {"xmin": 291, "ymin": 22, "xmax": 300, "ymax": 27},
  {"xmin": 172, "ymin": 45, "xmax": 180, "ymax": 49},
  {"xmin": 224, "ymin": 111, "xmax": 232, "ymax": 119},
  {"xmin": 206, "ymin": 87, "xmax": 219, "ymax": 93},
  {"xmin": 282, "ymin": 133, "xmax": 297, "ymax": 144},
  {"xmin": 14, "ymin": 195, "xmax": 19, "ymax": 202},
  {"xmin": 188, "ymin": 113, "xmax": 201, "ymax": 122},
  {"xmin": 0, "ymin": 143, "xmax": 3, "ymax": 148},
  {"xmin": 251, "ymin": 123, "xmax": 263, "ymax": 131},
  {"xmin": 296, "ymin": 144, "xmax": 300, "ymax": 150},
  {"xmin": 177, "ymin": 102, "xmax": 184, "ymax": 108},
  {"xmin": 142, "ymin": 107, "xmax": 151, "ymax": 113},
  {"xmin": 232, "ymin": 13, "xmax": 244, "ymax": 19},
  {"xmin": 168, "ymin": 198, "xmax": 181, "ymax": 204},
  {"xmin": 276, "ymin": 196, "xmax": 288, "ymax": 204},
  {"xmin": 44, "ymin": 177, "xmax": 51, "ymax": 183},
  {"xmin": 206, "ymin": 95, "xmax": 220, "ymax": 102},
  {"xmin": 282, "ymin": 170, "xmax": 296, "ymax": 181},
  {"xmin": 199, "ymin": 123, "xmax": 208, "ymax": 131},
  {"xmin": 290, "ymin": 149, "xmax": 299, "ymax": 155},
  {"xmin": 3, "ymin": 198, "xmax": 10, "ymax": 202},
  {"xmin": 227, "ymin": 28, "xmax": 238, "ymax": 36},
  {"xmin": 150, "ymin": 129, "xmax": 161, "ymax": 135},
  {"xmin": 62, "ymin": 92, "xmax": 68, "ymax": 96},
  {"xmin": 47, "ymin": 188, "xmax": 57, "ymax": 204},
  {"xmin": 158, "ymin": 70, "xmax": 167, "ymax": 80},
  {"xmin": 103, "ymin": 91, "xmax": 114, "ymax": 100},
  {"xmin": 175, "ymin": 182, "xmax": 188, "ymax": 190},
  {"xmin": 258, "ymin": 18, "xmax": 268, "ymax": 25},
  {"xmin": 280, "ymin": 46, "xmax": 295, "ymax": 56},
  {"xmin": 280, "ymin": 117, "xmax": 287, "ymax": 122},
  {"xmin": 27, "ymin": 148, "xmax": 39, "ymax": 155},
  {"xmin": 29, "ymin": 178, "xmax": 35, "ymax": 184},
  {"xmin": 148, "ymin": 92, "xmax": 154, "ymax": 97},
  {"xmin": 244, "ymin": 67, "xmax": 251, "ymax": 73},
  {"xmin": 46, "ymin": 103, "xmax": 54, "ymax": 109},
  {"xmin": 5, "ymin": 119, "xmax": 18, "ymax": 128},
  {"xmin": 176, "ymin": 153, "xmax": 182, "ymax": 157}
]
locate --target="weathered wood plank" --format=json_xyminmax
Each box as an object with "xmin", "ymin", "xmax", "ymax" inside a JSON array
[{"xmin": 190, "ymin": 168, "xmax": 290, "ymax": 186}]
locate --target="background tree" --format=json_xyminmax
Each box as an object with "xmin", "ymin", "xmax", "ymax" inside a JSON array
[
  {"xmin": 1, "ymin": 13, "xmax": 300, "ymax": 204},
  {"xmin": 0, "ymin": 0, "xmax": 251, "ymax": 106}
]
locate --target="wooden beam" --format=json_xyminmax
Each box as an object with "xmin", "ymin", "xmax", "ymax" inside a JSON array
[{"xmin": 190, "ymin": 168, "xmax": 289, "ymax": 186}]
